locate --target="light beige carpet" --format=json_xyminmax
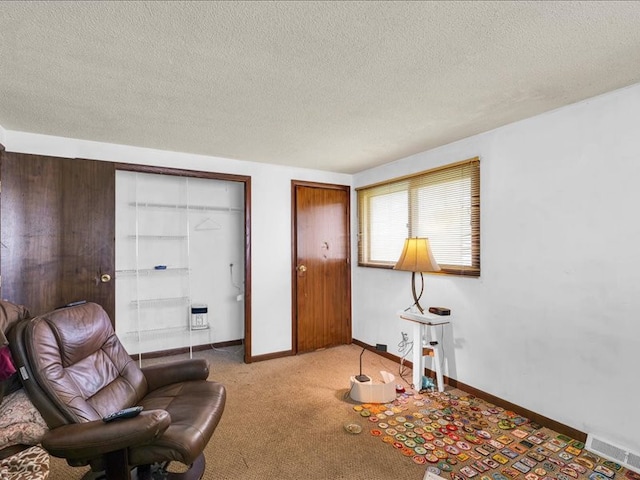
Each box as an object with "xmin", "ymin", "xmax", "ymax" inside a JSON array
[
  {"xmin": 46, "ymin": 344, "xmax": 634, "ymax": 480},
  {"xmin": 47, "ymin": 343, "xmax": 427, "ymax": 479}
]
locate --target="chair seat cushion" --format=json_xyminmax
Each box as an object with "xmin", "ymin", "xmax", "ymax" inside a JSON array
[{"xmin": 130, "ymin": 380, "xmax": 226, "ymax": 467}]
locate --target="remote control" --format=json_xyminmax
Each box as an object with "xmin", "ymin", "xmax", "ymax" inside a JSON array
[
  {"xmin": 56, "ymin": 300, "xmax": 87, "ymax": 310},
  {"xmin": 102, "ymin": 406, "xmax": 143, "ymax": 423},
  {"xmin": 66, "ymin": 300, "xmax": 87, "ymax": 307}
]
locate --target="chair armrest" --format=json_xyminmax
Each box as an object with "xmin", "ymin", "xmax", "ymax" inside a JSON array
[
  {"xmin": 142, "ymin": 358, "xmax": 209, "ymax": 391},
  {"xmin": 41, "ymin": 409, "xmax": 171, "ymax": 461}
]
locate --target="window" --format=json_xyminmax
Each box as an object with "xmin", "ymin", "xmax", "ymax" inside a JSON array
[{"xmin": 357, "ymin": 157, "xmax": 480, "ymax": 276}]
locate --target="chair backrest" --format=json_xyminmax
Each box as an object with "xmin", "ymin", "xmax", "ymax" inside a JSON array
[{"xmin": 10, "ymin": 302, "xmax": 147, "ymax": 428}]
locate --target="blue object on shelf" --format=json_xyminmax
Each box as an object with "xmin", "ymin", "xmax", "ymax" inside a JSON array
[{"xmin": 154, "ymin": 265, "xmax": 167, "ymax": 270}]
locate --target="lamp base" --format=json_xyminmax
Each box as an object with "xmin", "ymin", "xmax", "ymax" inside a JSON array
[
  {"xmin": 411, "ymin": 271, "xmax": 425, "ymax": 314},
  {"xmin": 354, "ymin": 374, "xmax": 370, "ymax": 382}
]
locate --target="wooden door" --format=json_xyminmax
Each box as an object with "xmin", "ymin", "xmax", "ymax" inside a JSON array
[
  {"xmin": 293, "ymin": 181, "xmax": 351, "ymax": 353},
  {"xmin": 0, "ymin": 153, "xmax": 115, "ymax": 320}
]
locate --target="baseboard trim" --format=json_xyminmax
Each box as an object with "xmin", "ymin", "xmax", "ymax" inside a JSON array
[
  {"xmin": 352, "ymin": 338, "xmax": 586, "ymax": 442},
  {"xmin": 250, "ymin": 349, "xmax": 295, "ymax": 363}
]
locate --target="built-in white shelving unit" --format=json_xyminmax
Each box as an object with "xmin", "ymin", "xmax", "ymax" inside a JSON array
[{"xmin": 115, "ymin": 171, "xmax": 245, "ymax": 358}]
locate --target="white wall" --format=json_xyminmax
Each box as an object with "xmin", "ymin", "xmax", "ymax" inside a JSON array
[
  {"xmin": 352, "ymin": 83, "xmax": 640, "ymax": 450},
  {"xmin": 2, "ymin": 131, "xmax": 351, "ymax": 357}
]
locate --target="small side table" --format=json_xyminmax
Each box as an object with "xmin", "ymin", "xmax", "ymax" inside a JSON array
[{"xmin": 398, "ymin": 310, "xmax": 451, "ymax": 392}]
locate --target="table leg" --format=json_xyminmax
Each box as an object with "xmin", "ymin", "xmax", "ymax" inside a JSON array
[
  {"xmin": 427, "ymin": 324, "xmax": 444, "ymax": 392},
  {"xmin": 412, "ymin": 322, "xmax": 423, "ymax": 390},
  {"xmin": 432, "ymin": 345, "xmax": 444, "ymax": 392}
]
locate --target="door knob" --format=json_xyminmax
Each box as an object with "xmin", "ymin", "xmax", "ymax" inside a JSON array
[
  {"xmin": 100, "ymin": 273, "xmax": 112, "ymax": 283},
  {"xmin": 297, "ymin": 265, "xmax": 307, "ymax": 273}
]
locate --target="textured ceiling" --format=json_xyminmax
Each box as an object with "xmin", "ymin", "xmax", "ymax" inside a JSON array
[{"xmin": 2, "ymin": 1, "xmax": 640, "ymax": 174}]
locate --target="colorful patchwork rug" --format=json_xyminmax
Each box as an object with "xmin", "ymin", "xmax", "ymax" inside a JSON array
[{"xmin": 352, "ymin": 388, "xmax": 639, "ymax": 480}]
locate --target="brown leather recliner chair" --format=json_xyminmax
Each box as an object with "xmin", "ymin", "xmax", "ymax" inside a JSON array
[{"xmin": 8, "ymin": 302, "xmax": 226, "ymax": 480}]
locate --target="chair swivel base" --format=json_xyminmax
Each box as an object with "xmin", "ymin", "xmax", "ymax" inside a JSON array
[{"xmin": 81, "ymin": 453, "xmax": 206, "ymax": 480}]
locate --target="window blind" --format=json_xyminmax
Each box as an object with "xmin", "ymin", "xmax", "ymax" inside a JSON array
[{"xmin": 357, "ymin": 157, "xmax": 480, "ymax": 277}]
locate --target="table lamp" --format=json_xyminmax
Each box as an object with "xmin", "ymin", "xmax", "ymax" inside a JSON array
[{"xmin": 394, "ymin": 237, "xmax": 440, "ymax": 314}]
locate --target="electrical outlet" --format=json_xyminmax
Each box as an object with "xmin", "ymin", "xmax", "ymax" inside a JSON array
[
  {"xmin": 236, "ymin": 294, "xmax": 243, "ymax": 302},
  {"xmin": 375, "ymin": 343, "xmax": 387, "ymax": 352}
]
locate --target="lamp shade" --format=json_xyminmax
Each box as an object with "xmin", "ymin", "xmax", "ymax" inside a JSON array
[{"xmin": 394, "ymin": 237, "xmax": 441, "ymax": 273}]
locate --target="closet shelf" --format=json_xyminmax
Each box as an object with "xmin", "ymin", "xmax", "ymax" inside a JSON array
[
  {"xmin": 128, "ymin": 201, "xmax": 242, "ymax": 212},
  {"xmin": 126, "ymin": 235, "xmax": 187, "ymax": 240},
  {"xmin": 130, "ymin": 296, "xmax": 190, "ymax": 307},
  {"xmin": 124, "ymin": 325, "xmax": 210, "ymax": 336},
  {"xmin": 117, "ymin": 268, "xmax": 189, "ymax": 276}
]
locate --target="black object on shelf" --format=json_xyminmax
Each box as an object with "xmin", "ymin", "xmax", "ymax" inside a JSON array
[{"xmin": 428, "ymin": 307, "xmax": 450, "ymax": 316}]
